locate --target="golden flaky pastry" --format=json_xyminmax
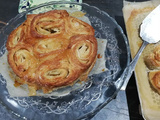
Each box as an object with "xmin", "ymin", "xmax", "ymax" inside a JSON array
[
  {"xmin": 6, "ymin": 10, "xmax": 97, "ymax": 96},
  {"xmin": 149, "ymin": 70, "xmax": 160, "ymax": 94},
  {"xmin": 145, "ymin": 45, "xmax": 160, "ymax": 94}
]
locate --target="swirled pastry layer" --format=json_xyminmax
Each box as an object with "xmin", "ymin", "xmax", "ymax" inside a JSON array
[
  {"xmin": 36, "ymin": 52, "xmax": 82, "ymax": 92},
  {"xmin": 68, "ymin": 35, "xmax": 97, "ymax": 70},
  {"xmin": 144, "ymin": 45, "xmax": 160, "ymax": 70},
  {"xmin": 6, "ymin": 23, "xmax": 26, "ymax": 50},
  {"xmin": 6, "ymin": 10, "xmax": 97, "ymax": 95},
  {"xmin": 8, "ymin": 43, "xmax": 38, "ymax": 82},
  {"xmin": 30, "ymin": 10, "xmax": 68, "ymax": 38},
  {"xmin": 149, "ymin": 71, "xmax": 160, "ymax": 94}
]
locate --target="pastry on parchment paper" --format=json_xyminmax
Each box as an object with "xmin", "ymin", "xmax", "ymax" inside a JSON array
[{"xmin": 6, "ymin": 10, "xmax": 97, "ymax": 96}]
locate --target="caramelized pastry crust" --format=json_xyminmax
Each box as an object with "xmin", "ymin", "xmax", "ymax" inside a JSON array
[
  {"xmin": 68, "ymin": 35, "xmax": 97, "ymax": 70},
  {"xmin": 149, "ymin": 71, "xmax": 160, "ymax": 94},
  {"xmin": 6, "ymin": 10, "xmax": 97, "ymax": 95},
  {"xmin": 144, "ymin": 45, "xmax": 160, "ymax": 70}
]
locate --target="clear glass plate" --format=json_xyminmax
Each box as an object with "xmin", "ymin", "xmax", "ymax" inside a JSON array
[{"xmin": 0, "ymin": 1, "xmax": 130, "ymax": 119}]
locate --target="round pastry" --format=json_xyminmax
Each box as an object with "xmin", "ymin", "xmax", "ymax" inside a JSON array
[
  {"xmin": 6, "ymin": 10, "xmax": 97, "ymax": 95},
  {"xmin": 68, "ymin": 35, "xmax": 97, "ymax": 70},
  {"xmin": 30, "ymin": 10, "xmax": 68, "ymax": 38},
  {"xmin": 149, "ymin": 71, "xmax": 160, "ymax": 94},
  {"xmin": 144, "ymin": 45, "xmax": 160, "ymax": 70}
]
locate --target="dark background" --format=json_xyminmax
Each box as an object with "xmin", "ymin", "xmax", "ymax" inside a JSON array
[{"xmin": 0, "ymin": 0, "xmax": 146, "ymax": 119}]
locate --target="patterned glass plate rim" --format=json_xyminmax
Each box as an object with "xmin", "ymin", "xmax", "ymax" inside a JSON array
[{"xmin": 0, "ymin": 1, "xmax": 130, "ymax": 120}]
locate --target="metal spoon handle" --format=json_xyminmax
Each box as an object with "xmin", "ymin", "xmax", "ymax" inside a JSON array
[{"xmin": 121, "ymin": 41, "xmax": 149, "ymax": 90}]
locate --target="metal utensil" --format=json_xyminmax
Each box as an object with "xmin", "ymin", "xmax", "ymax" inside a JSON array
[{"xmin": 121, "ymin": 4, "xmax": 160, "ymax": 90}]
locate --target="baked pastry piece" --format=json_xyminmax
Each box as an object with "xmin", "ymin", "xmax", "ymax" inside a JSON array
[
  {"xmin": 144, "ymin": 44, "xmax": 160, "ymax": 94},
  {"xmin": 6, "ymin": 10, "xmax": 97, "ymax": 96},
  {"xmin": 149, "ymin": 70, "xmax": 160, "ymax": 94},
  {"xmin": 144, "ymin": 45, "xmax": 160, "ymax": 70}
]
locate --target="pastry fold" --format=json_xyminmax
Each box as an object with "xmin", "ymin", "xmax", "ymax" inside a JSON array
[
  {"xmin": 6, "ymin": 24, "xmax": 26, "ymax": 50},
  {"xmin": 68, "ymin": 35, "xmax": 97, "ymax": 70},
  {"xmin": 30, "ymin": 10, "xmax": 68, "ymax": 38},
  {"xmin": 145, "ymin": 45, "xmax": 160, "ymax": 69},
  {"xmin": 33, "ymin": 37, "xmax": 69, "ymax": 58},
  {"xmin": 8, "ymin": 43, "xmax": 38, "ymax": 83}
]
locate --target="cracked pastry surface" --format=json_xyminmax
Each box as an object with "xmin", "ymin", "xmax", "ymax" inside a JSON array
[{"xmin": 6, "ymin": 10, "xmax": 97, "ymax": 95}]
